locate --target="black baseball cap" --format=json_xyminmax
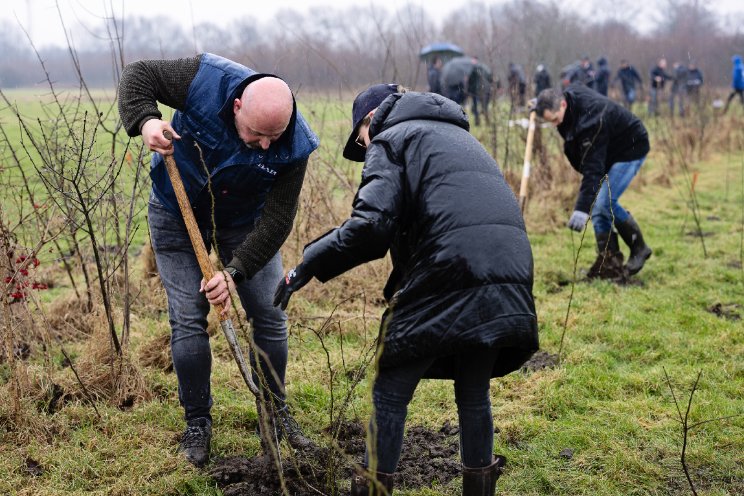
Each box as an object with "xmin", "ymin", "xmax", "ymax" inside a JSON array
[{"xmin": 343, "ymin": 83, "xmax": 400, "ymax": 162}]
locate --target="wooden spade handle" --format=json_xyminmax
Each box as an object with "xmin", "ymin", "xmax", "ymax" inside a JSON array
[
  {"xmin": 161, "ymin": 130, "xmax": 227, "ymax": 320},
  {"xmin": 519, "ymin": 110, "xmax": 537, "ymax": 214}
]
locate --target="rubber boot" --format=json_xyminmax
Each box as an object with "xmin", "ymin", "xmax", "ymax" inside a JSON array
[
  {"xmin": 350, "ymin": 470, "xmax": 394, "ymax": 496},
  {"xmin": 587, "ymin": 231, "xmax": 624, "ymax": 279},
  {"xmin": 462, "ymin": 455, "xmax": 506, "ymax": 496},
  {"xmin": 615, "ymin": 214, "xmax": 652, "ymax": 275}
]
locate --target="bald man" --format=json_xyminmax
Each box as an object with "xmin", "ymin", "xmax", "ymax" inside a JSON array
[{"xmin": 119, "ymin": 54, "xmax": 319, "ymax": 467}]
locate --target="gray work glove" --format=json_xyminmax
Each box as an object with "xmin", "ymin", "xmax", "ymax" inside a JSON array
[
  {"xmin": 567, "ymin": 210, "xmax": 590, "ymax": 232},
  {"xmin": 273, "ymin": 263, "xmax": 312, "ymax": 310}
]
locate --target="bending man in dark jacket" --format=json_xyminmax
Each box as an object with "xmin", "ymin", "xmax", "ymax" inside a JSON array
[
  {"xmin": 274, "ymin": 85, "xmax": 538, "ymax": 495},
  {"xmin": 536, "ymin": 85, "xmax": 652, "ymax": 277},
  {"xmin": 118, "ymin": 53, "xmax": 319, "ymax": 467}
]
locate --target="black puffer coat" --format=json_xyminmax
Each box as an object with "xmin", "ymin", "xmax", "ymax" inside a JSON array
[
  {"xmin": 303, "ymin": 92, "xmax": 538, "ymax": 378},
  {"xmin": 558, "ymin": 84, "xmax": 650, "ymax": 214}
]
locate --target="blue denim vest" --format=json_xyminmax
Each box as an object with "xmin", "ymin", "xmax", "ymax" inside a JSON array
[{"xmin": 150, "ymin": 53, "xmax": 319, "ymax": 228}]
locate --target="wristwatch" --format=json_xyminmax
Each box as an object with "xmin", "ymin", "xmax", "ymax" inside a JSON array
[{"xmin": 224, "ymin": 266, "xmax": 245, "ymax": 285}]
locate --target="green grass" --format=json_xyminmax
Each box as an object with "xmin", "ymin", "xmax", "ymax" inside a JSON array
[{"xmin": 0, "ymin": 90, "xmax": 742, "ymax": 495}]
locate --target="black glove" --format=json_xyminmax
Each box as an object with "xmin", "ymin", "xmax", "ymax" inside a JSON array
[{"xmin": 273, "ymin": 263, "xmax": 312, "ymax": 310}]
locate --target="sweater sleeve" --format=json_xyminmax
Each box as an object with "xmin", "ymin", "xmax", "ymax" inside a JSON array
[
  {"xmin": 118, "ymin": 55, "xmax": 202, "ymax": 137},
  {"xmin": 226, "ymin": 159, "xmax": 308, "ymax": 279}
]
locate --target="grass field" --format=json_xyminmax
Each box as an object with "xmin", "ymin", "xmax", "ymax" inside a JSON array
[{"xmin": 0, "ymin": 88, "xmax": 742, "ymax": 495}]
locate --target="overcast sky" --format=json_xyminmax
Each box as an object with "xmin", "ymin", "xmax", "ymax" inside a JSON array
[{"xmin": 3, "ymin": 0, "xmax": 744, "ymax": 49}]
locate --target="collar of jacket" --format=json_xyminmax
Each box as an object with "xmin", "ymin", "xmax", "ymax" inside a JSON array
[
  {"xmin": 368, "ymin": 92, "xmax": 469, "ymax": 142},
  {"xmin": 557, "ymin": 92, "xmax": 575, "ymax": 138}
]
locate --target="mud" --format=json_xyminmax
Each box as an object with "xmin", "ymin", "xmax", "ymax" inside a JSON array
[
  {"xmin": 0, "ymin": 342, "xmax": 31, "ymax": 363},
  {"xmin": 685, "ymin": 230, "xmax": 715, "ymax": 238},
  {"xmin": 542, "ymin": 270, "xmax": 572, "ymax": 294},
  {"xmin": 210, "ymin": 420, "xmax": 462, "ymax": 495},
  {"xmin": 707, "ymin": 303, "xmax": 742, "ymax": 321},
  {"xmin": 25, "ymin": 457, "xmax": 43, "ymax": 477},
  {"xmin": 521, "ymin": 351, "xmax": 559, "ymax": 372}
]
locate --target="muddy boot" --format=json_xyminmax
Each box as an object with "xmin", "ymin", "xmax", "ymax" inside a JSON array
[
  {"xmin": 587, "ymin": 231, "xmax": 624, "ymax": 279},
  {"xmin": 350, "ymin": 470, "xmax": 394, "ymax": 496},
  {"xmin": 256, "ymin": 400, "xmax": 313, "ymax": 451},
  {"xmin": 462, "ymin": 455, "xmax": 506, "ymax": 496},
  {"xmin": 178, "ymin": 417, "xmax": 212, "ymax": 468},
  {"xmin": 615, "ymin": 215, "xmax": 652, "ymax": 275},
  {"xmin": 276, "ymin": 405, "xmax": 313, "ymax": 449}
]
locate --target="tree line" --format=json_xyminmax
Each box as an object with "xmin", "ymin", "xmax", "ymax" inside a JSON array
[{"xmin": 0, "ymin": 0, "xmax": 743, "ymax": 93}]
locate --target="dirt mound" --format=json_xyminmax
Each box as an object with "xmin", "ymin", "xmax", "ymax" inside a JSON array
[
  {"xmin": 521, "ymin": 350, "xmax": 559, "ymax": 372},
  {"xmin": 707, "ymin": 302, "xmax": 742, "ymax": 321},
  {"xmin": 209, "ymin": 420, "xmax": 461, "ymax": 495}
]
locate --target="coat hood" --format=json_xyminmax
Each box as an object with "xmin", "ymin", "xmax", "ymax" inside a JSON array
[
  {"xmin": 369, "ymin": 92, "xmax": 469, "ymax": 141},
  {"xmin": 734, "ymin": 55, "xmax": 743, "ymax": 66}
]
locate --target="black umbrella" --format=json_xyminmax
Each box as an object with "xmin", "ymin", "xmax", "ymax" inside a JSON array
[{"xmin": 419, "ymin": 42, "xmax": 464, "ymax": 63}]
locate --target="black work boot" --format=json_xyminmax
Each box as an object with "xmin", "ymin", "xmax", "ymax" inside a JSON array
[
  {"xmin": 277, "ymin": 405, "xmax": 313, "ymax": 449},
  {"xmin": 615, "ymin": 214, "xmax": 652, "ymax": 275},
  {"xmin": 178, "ymin": 417, "xmax": 212, "ymax": 468},
  {"xmin": 462, "ymin": 455, "xmax": 506, "ymax": 496},
  {"xmin": 587, "ymin": 231, "xmax": 625, "ymax": 279},
  {"xmin": 256, "ymin": 400, "xmax": 313, "ymax": 450},
  {"xmin": 350, "ymin": 470, "xmax": 395, "ymax": 496}
]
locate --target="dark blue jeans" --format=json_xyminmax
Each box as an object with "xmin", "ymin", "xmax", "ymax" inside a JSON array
[
  {"xmin": 366, "ymin": 350, "xmax": 498, "ymax": 473},
  {"xmin": 148, "ymin": 194, "xmax": 288, "ymax": 421}
]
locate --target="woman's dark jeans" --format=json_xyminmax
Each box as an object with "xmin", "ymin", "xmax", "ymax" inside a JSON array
[
  {"xmin": 365, "ymin": 349, "xmax": 498, "ymax": 473},
  {"xmin": 148, "ymin": 195, "xmax": 288, "ymax": 421}
]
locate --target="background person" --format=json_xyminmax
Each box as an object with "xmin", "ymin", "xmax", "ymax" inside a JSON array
[
  {"xmin": 533, "ymin": 63, "xmax": 552, "ymax": 96},
  {"xmin": 569, "ymin": 55, "xmax": 596, "ymax": 88},
  {"xmin": 613, "ymin": 59, "xmax": 643, "ymax": 110},
  {"xmin": 685, "ymin": 61, "xmax": 704, "ymax": 108},
  {"xmin": 468, "ymin": 57, "xmax": 493, "ymax": 126},
  {"xmin": 723, "ymin": 54, "xmax": 744, "ymax": 114},
  {"xmin": 648, "ymin": 57, "xmax": 671, "ymax": 116},
  {"xmin": 508, "ymin": 62, "xmax": 527, "ymax": 108},
  {"xmin": 274, "ymin": 84, "xmax": 538, "ymax": 496},
  {"xmin": 669, "ymin": 61, "xmax": 688, "ymax": 117},
  {"xmin": 427, "ymin": 56, "xmax": 443, "ymax": 95},
  {"xmin": 118, "ymin": 53, "xmax": 319, "ymax": 467},
  {"xmin": 536, "ymin": 85, "xmax": 653, "ymax": 278},
  {"xmin": 594, "ymin": 57, "xmax": 611, "ymax": 96}
]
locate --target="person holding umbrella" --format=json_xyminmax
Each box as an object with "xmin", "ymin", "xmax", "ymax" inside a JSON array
[
  {"xmin": 274, "ymin": 84, "xmax": 538, "ymax": 495},
  {"xmin": 427, "ymin": 57, "xmax": 443, "ymax": 95}
]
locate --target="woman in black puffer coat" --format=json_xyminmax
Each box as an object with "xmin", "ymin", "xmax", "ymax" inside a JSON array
[{"xmin": 274, "ymin": 84, "xmax": 538, "ymax": 496}]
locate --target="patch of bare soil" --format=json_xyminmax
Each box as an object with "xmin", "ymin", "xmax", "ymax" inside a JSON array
[
  {"xmin": 582, "ymin": 255, "xmax": 643, "ymax": 286},
  {"xmin": 685, "ymin": 230, "xmax": 715, "ymax": 238},
  {"xmin": 521, "ymin": 351, "xmax": 559, "ymax": 372},
  {"xmin": 209, "ymin": 420, "xmax": 462, "ymax": 495},
  {"xmin": 706, "ymin": 302, "xmax": 742, "ymax": 321}
]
